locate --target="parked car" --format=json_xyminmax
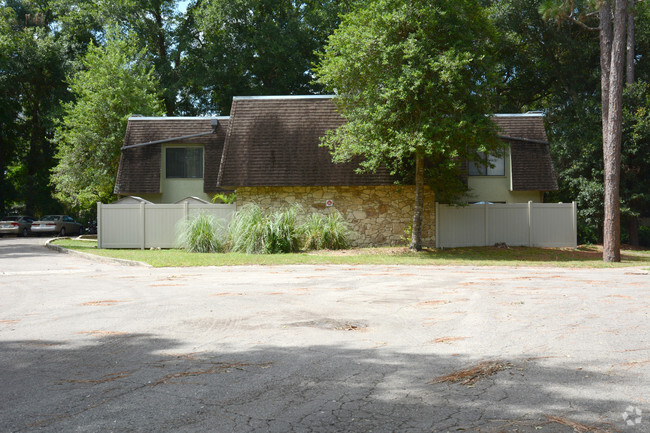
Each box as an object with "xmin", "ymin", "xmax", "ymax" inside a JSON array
[
  {"xmin": 0, "ymin": 215, "xmax": 35, "ymax": 237},
  {"xmin": 31, "ymin": 215, "xmax": 83, "ymax": 236}
]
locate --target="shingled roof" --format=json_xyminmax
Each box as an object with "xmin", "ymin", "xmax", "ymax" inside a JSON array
[
  {"xmin": 493, "ymin": 113, "xmax": 558, "ymax": 191},
  {"xmin": 215, "ymin": 96, "xmax": 393, "ymax": 188},
  {"xmin": 114, "ymin": 98, "xmax": 557, "ymax": 196},
  {"xmin": 114, "ymin": 117, "xmax": 229, "ymax": 195}
]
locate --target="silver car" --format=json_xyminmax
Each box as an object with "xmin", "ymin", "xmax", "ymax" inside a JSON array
[
  {"xmin": 31, "ymin": 215, "xmax": 83, "ymax": 237},
  {"xmin": 0, "ymin": 215, "xmax": 35, "ymax": 237}
]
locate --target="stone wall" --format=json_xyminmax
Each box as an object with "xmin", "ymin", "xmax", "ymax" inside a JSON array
[{"xmin": 236, "ymin": 185, "xmax": 435, "ymax": 247}]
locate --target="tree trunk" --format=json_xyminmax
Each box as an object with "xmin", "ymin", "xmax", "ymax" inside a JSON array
[
  {"xmin": 410, "ymin": 152, "xmax": 425, "ymax": 252},
  {"xmin": 600, "ymin": 1, "xmax": 613, "ymax": 145},
  {"xmin": 626, "ymin": 0, "xmax": 635, "ymax": 84},
  {"xmin": 603, "ymin": 0, "xmax": 627, "ymax": 262}
]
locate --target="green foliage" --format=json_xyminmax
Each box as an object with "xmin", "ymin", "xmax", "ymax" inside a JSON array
[
  {"xmin": 639, "ymin": 226, "xmax": 650, "ymax": 248},
  {"xmin": 51, "ymin": 27, "xmax": 164, "ymax": 214},
  {"xmin": 621, "ymin": 81, "xmax": 650, "ymax": 220},
  {"xmin": 300, "ymin": 211, "xmax": 351, "ymax": 251},
  {"xmin": 228, "ymin": 204, "xmax": 302, "ymax": 254},
  {"xmin": 212, "ymin": 192, "xmax": 237, "ymax": 204},
  {"xmin": 400, "ymin": 222, "xmax": 413, "ymax": 247},
  {"xmin": 315, "ymin": 0, "xmax": 502, "ymax": 197},
  {"xmin": 189, "ymin": 0, "xmax": 343, "ymax": 114},
  {"xmin": 0, "ymin": 3, "xmax": 73, "ymax": 216},
  {"xmin": 177, "ymin": 212, "xmax": 225, "ymax": 253}
]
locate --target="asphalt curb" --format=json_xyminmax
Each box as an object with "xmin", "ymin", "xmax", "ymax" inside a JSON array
[{"xmin": 44, "ymin": 237, "xmax": 152, "ymax": 267}]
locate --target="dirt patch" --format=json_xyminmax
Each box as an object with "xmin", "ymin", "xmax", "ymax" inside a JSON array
[
  {"xmin": 429, "ymin": 336, "xmax": 468, "ymax": 344},
  {"xmin": 288, "ymin": 318, "xmax": 369, "ymax": 331},
  {"xmin": 78, "ymin": 330, "xmax": 129, "ymax": 337},
  {"xmin": 429, "ymin": 360, "xmax": 513, "ymax": 386},
  {"xmin": 80, "ymin": 300, "xmax": 126, "ymax": 306}
]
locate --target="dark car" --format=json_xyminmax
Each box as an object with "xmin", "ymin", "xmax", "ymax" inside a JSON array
[
  {"xmin": 31, "ymin": 215, "xmax": 83, "ymax": 237},
  {"xmin": 0, "ymin": 215, "xmax": 35, "ymax": 237}
]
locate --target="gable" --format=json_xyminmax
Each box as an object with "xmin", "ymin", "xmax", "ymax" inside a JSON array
[
  {"xmin": 114, "ymin": 117, "xmax": 229, "ymax": 195},
  {"xmin": 493, "ymin": 114, "xmax": 558, "ymax": 192},
  {"xmin": 216, "ymin": 96, "xmax": 394, "ymax": 188}
]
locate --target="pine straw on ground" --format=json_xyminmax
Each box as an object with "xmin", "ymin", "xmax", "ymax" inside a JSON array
[
  {"xmin": 429, "ymin": 360, "xmax": 513, "ymax": 386},
  {"xmin": 544, "ymin": 415, "xmax": 618, "ymax": 433}
]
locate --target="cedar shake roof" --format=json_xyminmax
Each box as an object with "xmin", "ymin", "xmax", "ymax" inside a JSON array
[
  {"xmin": 493, "ymin": 114, "xmax": 558, "ymax": 191},
  {"xmin": 114, "ymin": 117, "xmax": 229, "ymax": 195},
  {"xmin": 215, "ymin": 96, "xmax": 394, "ymax": 188}
]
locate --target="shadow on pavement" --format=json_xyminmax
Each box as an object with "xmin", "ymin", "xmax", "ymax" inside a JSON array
[{"xmin": 0, "ymin": 334, "xmax": 640, "ymax": 432}]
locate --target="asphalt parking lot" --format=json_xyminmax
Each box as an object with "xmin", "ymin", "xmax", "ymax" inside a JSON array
[{"xmin": 1, "ymin": 236, "xmax": 649, "ymax": 432}]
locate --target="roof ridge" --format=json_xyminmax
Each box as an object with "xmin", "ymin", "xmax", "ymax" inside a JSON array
[{"xmin": 232, "ymin": 95, "xmax": 334, "ymax": 101}]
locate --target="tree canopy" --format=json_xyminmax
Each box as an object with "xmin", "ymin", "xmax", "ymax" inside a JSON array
[
  {"xmin": 0, "ymin": 0, "xmax": 649, "ymax": 249},
  {"xmin": 315, "ymin": 0, "xmax": 502, "ymax": 250},
  {"xmin": 51, "ymin": 29, "xmax": 164, "ymax": 214}
]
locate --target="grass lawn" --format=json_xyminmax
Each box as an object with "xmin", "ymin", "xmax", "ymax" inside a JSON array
[{"xmin": 51, "ymin": 239, "xmax": 650, "ymax": 268}]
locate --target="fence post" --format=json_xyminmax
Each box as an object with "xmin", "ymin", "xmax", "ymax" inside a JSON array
[
  {"xmin": 528, "ymin": 201, "xmax": 533, "ymax": 247},
  {"xmin": 484, "ymin": 202, "xmax": 489, "ymax": 246},
  {"xmin": 572, "ymin": 201, "xmax": 578, "ymax": 248},
  {"xmin": 97, "ymin": 202, "xmax": 102, "ymax": 249},
  {"xmin": 140, "ymin": 202, "xmax": 146, "ymax": 250}
]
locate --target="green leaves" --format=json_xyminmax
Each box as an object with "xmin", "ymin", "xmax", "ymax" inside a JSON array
[
  {"xmin": 315, "ymin": 0, "xmax": 501, "ymax": 187},
  {"xmin": 51, "ymin": 27, "xmax": 164, "ymax": 213},
  {"xmin": 190, "ymin": 0, "xmax": 342, "ymax": 114}
]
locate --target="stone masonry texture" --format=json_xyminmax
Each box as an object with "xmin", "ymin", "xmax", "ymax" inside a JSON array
[{"xmin": 236, "ymin": 185, "xmax": 435, "ymax": 247}]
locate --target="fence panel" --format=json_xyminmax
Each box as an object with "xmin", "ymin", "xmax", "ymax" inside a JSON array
[
  {"xmin": 435, "ymin": 204, "xmax": 485, "ymax": 247},
  {"xmin": 98, "ymin": 202, "xmax": 236, "ymax": 249},
  {"xmin": 531, "ymin": 203, "xmax": 577, "ymax": 247},
  {"xmin": 436, "ymin": 202, "xmax": 576, "ymax": 248},
  {"xmin": 487, "ymin": 204, "xmax": 530, "ymax": 246},
  {"xmin": 98, "ymin": 204, "xmax": 143, "ymax": 249}
]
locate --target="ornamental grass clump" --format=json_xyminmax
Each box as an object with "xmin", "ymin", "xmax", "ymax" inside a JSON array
[
  {"xmin": 228, "ymin": 204, "xmax": 302, "ymax": 254},
  {"xmin": 177, "ymin": 213, "xmax": 225, "ymax": 253},
  {"xmin": 300, "ymin": 210, "xmax": 351, "ymax": 250},
  {"xmin": 263, "ymin": 205, "xmax": 302, "ymax": 253}
]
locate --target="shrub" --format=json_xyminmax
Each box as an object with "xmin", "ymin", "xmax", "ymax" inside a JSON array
[
  {"xmin": 177, "ymin": 213, "xmax": 225, "ymax": 253},
  {"xmin": 264, "ymin": 205, "xmax": 302, "ymax": 253},
  {"xmin": 228, "ymin": 204, "xmax": 302, "ymax": 254},
  {"xmin": 212, "ymin": 192, "xmax": 237, "ymax": 204},
  {"xmin": 300, "ymin": 210, "xmax": 351, "ymax": 250},
  {"xmin": 640, "ymin": 225, "xmax": 650, "ymax": 248}
]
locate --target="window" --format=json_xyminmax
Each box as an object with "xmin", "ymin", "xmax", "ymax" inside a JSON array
[
  {"xmin": 468, "ymin": 152, "xmax": 505, "ymax": 176},
  {"xmin": 166, "ymin": 147, "xmax": 203, "ymax": 178}
]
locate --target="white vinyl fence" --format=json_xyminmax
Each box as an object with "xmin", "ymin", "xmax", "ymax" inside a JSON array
[
  {"xmin": 435, "ymin": 202, "xmax": 577, "ymax": 248},
  {"xmin": 97, "ymin": 202, "xmax": 236, "ymax": 249}
]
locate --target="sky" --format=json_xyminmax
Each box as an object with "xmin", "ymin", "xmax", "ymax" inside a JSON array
[{"xmin": 177, "ymin": 0, "xmax": 190, "ymax": 13}]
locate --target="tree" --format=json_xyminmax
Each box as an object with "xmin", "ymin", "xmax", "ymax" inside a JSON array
[
  {"xmin": 0, "ymin": 2, "xmax": 74, "ymax": 217},
  {"xmin": 189, "ymin": 0, "xmax": 343, "ymax": 114},
  {"xmin": 316, "ymin": 0, "xmax": 501, "ymax": 251},
  {"xmin": 93, "ymin": 0, "xmax": 181, "ymax": 116},
  {"xmin": 51, "ymin": 28, "xmax": 164, "ymax": 214},
  {"xmin": 541, "ymin": 0, "xmax": 634, "ymax": 261}
]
